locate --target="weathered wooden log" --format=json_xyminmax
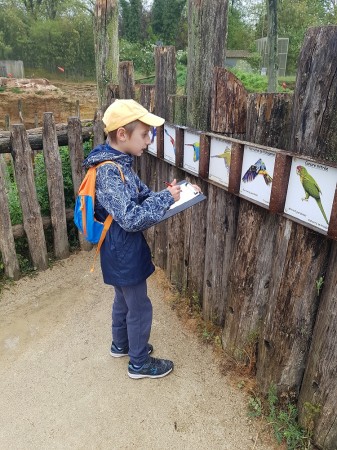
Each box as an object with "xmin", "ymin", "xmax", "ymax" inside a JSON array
[
  {"xmin": 93, "ymin": 109, "xmax": 105, "ymax": 148},
  {"xmin": 256, "ymin": 27, "xmax": 335, "ymax": 405},
  {"xmin": 246, "ymin": 93, "xmax": 293, "ymax": 150},
  {"xmin": 42, "ymin": 113, "xmax": 70, "ymax": 260},
  {"xmin": 0, "ymin": 155, "xmax": 20, "ymax": 279},
  {"xmin": 211, "ymin": 68, "xmax": 247, "ymax": 138},
  {"xmin": 68, "ymin": 117, "xmax": 92, "ymax": 251},
  {"xmin": 118, "ymin": 61, "xmax": 135, "ymax": 99},
  {"xmin": 94, "ymin": 0, "xmax": 119, "ymax": 109},
  {"xmin": 154, "ymin": 46, "xmax": 177, "ymax": 119},
  {"xmin": 290, "ymin": 26, "xmax": 337, "ymax": 162},
  {"xmin": 187, "ymin": 0, "xmax": 228, "ymax": 131},
  {"xmin": 298, "ymin": 242, "xmax": 337, "ymax": 449},
  {"xmin": 153, "ymin": 159, "xmax": 170, "ymax": 269},
  {"xmin": 202, "ymin": 184, "xmax": 239, "ymax": 324},
  {"xmin": 11, "ymin": 124, "xmax": 48, "ymax": 270},
  {"xmin": 168, "ymin": 95, "xmax": 187, "ymax": 126},
  {"xmin": 12, "ymin": 208, "xmax": 74, "ymax": 239},
  {"xmin": 140, "ymin": 84, "xmax": 155, "ymax": 112},
  {"xmin": 0, "ymin": 120, "xmax": 93, "ymax": 154},
  {"xmin": 292, "ymin": 26, "xmax": 337, "ymax": 449},
  {"xmin": 166, "ymin": 164, "xmax": 186, "ymax": 291},
  {"xmin": 182, "ymin": 176, "xmax": 208, "ymax": 304},
  {"xmin": 222, "ymin": 90, "xmax": 293, "ymax": 365}
]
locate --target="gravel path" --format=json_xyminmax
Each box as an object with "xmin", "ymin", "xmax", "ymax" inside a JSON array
[{"xmin": 0, "ymin": 250, "xmax": 277, "ymax": 450}]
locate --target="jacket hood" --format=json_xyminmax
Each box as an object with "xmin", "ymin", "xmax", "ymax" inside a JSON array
[{"xmin": 83, "ymin": 141, "xmax": 133, "ymax": 169}]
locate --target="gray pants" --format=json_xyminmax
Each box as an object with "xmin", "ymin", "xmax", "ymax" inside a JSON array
[{"xmin": 112, "ymin": 280, "xmax": 153, "ymax": 366}]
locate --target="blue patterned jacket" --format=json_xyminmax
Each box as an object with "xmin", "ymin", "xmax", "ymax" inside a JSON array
[{"xmin": 83, "ymin": 142, "xmax": 174, "ymax": 286}]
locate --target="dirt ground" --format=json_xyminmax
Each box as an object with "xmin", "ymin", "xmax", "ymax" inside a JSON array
[
  {"xmin": 0, "ymin": 250, "xmax": 280, "ymax": 450},
  {"xmin": 0, "ymin": 78, "xmax": 98, "ymax": 130}
]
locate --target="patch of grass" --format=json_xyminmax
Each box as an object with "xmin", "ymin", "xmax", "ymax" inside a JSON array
[
  {"xmin": 229, "ymin": 68, "xmax": 295, "ymax": 93},
  {"xmin": 10, "ymin": 87, "xmax": 23, "ymax": 94},
  {"xmin": 0, "ymin": 85, "xmax": 6, "ymax": 92},
  {"xmin": 248, "ymin": 385, "xmax": 312, "ymax": 449}
]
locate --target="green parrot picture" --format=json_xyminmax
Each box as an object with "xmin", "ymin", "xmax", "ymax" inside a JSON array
[
  {"xmin": 211, "ymin": 148, "xmax": 231, "ymax": 172},
  {"xmin": 296, "ymin": 165, "xmax": 329, "ymax": 224}
]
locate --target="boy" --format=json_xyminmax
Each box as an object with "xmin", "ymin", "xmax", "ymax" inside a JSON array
[{"xmin": 83, "ymin": 99, "xmax": 181, "ymax": 379}]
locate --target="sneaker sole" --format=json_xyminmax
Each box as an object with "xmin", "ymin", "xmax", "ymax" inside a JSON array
[
  {"xmin": 127, "ymin": 367, "xmax": 173, "ymax": 379},
  {"xmin": 110, "ymin": 346, "xmax": 153, "ymax": 358},
  {"xmin": 110, "ymin": 351, "xmax": 128, "ymax": 358}
]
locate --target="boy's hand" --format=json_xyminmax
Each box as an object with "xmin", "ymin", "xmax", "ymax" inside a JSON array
[{"xmin": 167, "ymin": 179, "xmax": 181, "ymax": 202}]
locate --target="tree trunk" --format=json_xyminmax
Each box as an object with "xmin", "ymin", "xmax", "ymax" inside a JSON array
[
  {"xmin": 267, "ymin": 0, "xmax": 278, "ymax": 92},
  {"xmin": 154, "ymin": 46, "xmax": 177, "ymax": 119},
  {"xmin": 94, "ymin": 0, "xmax": 119, "ymax": 110},
  {"xmin": 0, "ymin": 156, "xmax": 20, "ymax": 279},
  {"xmin": 187, "ymin": 0, "xmax": 228, "ymax": 130},
  {"xmin": 42, "ymin": 113, "xmax": 69, "ymax": 260},
  {"xmin": 11, "ymin": 124, "xmax": 48, "ymax": 271}
]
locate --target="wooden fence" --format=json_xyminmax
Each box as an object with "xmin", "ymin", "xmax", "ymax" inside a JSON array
[{"xmin": 1, "ymin": 28, "xmax": 337, "ymax": 450}]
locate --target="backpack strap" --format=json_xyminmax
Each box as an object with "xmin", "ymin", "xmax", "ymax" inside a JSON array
[{"xmin": 90, "ymin": 161, "xmax": 125, "ymax": 273}]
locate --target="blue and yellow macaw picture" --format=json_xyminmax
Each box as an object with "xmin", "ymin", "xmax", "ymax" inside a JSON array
[
  {"xmin": 185, "ymin": 141, "xmax": 200, "ymax": 162},
  {"xmin": 164, "ymin": 128, "xmax": 176, "ymax": 154},
  {"xmin": 242, "ymin": 158, "xmax": 273, "ymax": 186}
]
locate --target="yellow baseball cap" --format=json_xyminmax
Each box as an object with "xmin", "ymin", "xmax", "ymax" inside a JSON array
[{"xmin": 102, "ymin": 99, "xmax": 165, "ymax": 132}]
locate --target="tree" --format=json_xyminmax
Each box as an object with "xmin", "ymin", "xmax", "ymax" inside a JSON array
[
  {"xmin": 94, "ymin": 0, "xmax": 119, "ymax": 109},
  {"xmin": 120, "ymin": 0, "xmax": 143, "ymax": 42},
  {"xmin": 151, "ymin": 0, "xmax": 186, "ymax": 46},
  {"xmin": 267, "ymin": 0, "xmax": 278, "ymax": 92}
]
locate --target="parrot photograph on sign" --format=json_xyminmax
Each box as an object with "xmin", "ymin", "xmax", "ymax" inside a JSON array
[
  {"xmin": 208, "ymin": 137, "xmax": 232, "ymax": 187},
  {"xmin": 164, "ymin": 125, "xmax": 176, "ymax": 164},
  {"xmin": 239, "ymin": 145, "xmax": 276, "ymax": 207},
  {"xmin": 284, "ymin": 157, "xmax": 337, "ymax": 232},
  {"xmin": 183, "ymin": 130, "xmax": 200, "ymax": 175},
  {"xmin": 147, "ymin": 126, "xmax": 157, "ymax": 155}
]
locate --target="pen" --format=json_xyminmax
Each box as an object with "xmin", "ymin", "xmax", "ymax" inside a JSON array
[{"xmin": 163, "ymin": 181, "xmax": 173, "ymax": 187}]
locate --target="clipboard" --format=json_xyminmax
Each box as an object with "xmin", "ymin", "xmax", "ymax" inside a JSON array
[{"xmin": 156, "ymin": 180, "xmax": 207, "ymax": 224}]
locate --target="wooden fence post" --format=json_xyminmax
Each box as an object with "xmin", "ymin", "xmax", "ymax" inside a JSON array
[
  {"xmin": 5, "ymin": 114, "xmax": 10, "ymax": 131},
  {"xmin": 42, "ymin": 112, "xmax": 70, "ymax": 260},
  {"xmin": 154, "ymin": 46, "xmax": 177, "ymax": 119},
  {"xmin": 68, "ymin": 117, "xmax": 92, "ymax": 251},
  {"xmin": 292, "ymin": 26, "xmax": 337, "ymax": 449},
  {"xmin": 211, "ymin": 68, "xmax": 248, "ymax": 139},
  {"xmin": 167, "ymin": 94, "xmax": 187, "ymax": 126},
  {"xmin": 221, "ymin": 92, "xmax": 293, "ymax": 361},
  {"xmin": 93, "ymin": 109, "xmax": 105, "ymax": 148},
  {"xmin": 187, "ymin": 0, "xmax": 228, "ymax": 130},
  {"xmin": 0, "ymin": 156, "xmax": 20, "ymax": 279},
  {"xmin": 118, "ymin": 61, "xmax": 135, "ymax": 99},
  {"xmin": 140, "ymin": 84, "xmax": 155, "ymax": 112},
  {"xmin": 256, "ymin": 27, "xmax": 335, "ymax": 408},
  {"xmin": 11, "ymin": 124, "xmax": 48, "ymax": 270}
]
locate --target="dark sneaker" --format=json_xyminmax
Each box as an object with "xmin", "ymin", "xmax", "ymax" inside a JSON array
[
  {"xmin": 110, "ymin": 342, "xmax": 153, "ymax": 358},
  {"xmin": 128, "ymin": 357, "xmax": 174, "ymax": 379}
]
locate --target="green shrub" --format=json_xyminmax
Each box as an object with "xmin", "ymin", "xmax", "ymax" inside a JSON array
[{"xmin": 120, "ymin": 39, "xmax": 155, "ymax": 76}]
